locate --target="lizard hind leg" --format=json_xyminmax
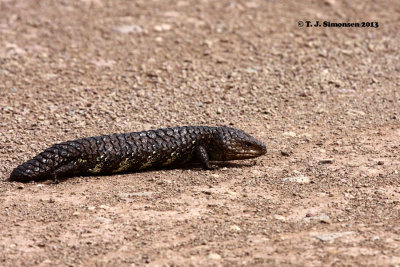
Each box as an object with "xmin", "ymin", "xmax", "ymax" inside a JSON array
[{"xmin": 51, "ymin": 161, "xmax": 80, "ymax": 182}]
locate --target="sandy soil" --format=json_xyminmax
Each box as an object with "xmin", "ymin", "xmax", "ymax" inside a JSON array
[{"xmin": 0, "ymin": 0, "xmax": 399, "ymax": 266}]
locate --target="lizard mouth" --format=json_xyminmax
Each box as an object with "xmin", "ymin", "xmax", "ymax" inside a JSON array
[{"xmin": 227, "ymin": 147, "xmax": 267, "ymax": 160}]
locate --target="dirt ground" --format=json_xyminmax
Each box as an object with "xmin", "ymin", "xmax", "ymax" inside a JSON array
[{"xmin": 0, "ymin": 0, "xmax": 399, "ymax": 266}]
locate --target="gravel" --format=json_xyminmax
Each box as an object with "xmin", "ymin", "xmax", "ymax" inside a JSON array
[{"xmin": 0, "ymin": 0, "xmax": 399, "ymax": 266}]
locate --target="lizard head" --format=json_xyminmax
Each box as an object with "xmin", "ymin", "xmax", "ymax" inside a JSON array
[{"xmin": 210, "ymin": 127, "xmax": 267, "ymax": 161}]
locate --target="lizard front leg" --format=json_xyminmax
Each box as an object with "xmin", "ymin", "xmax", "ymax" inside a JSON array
[{"xmin": 195, "ymin": 145, "xmax": 214, "ymax": 170}]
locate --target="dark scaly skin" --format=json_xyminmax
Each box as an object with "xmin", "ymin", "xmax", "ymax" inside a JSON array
[{"xmin": 9, "ymin": 126, "xmax": 267, "ymax": 182}]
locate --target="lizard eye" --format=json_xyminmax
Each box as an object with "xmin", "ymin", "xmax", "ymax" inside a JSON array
[{"xmin": 246, "ymin": 143, "xmax": 251, "ymax": 147}]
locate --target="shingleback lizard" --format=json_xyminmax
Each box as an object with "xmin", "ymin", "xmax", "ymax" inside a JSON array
[{"xmin": 9, "ymin": 126, "xmax": 267, "ymax": 182}]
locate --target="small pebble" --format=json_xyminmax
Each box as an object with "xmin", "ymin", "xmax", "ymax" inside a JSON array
[
  {"xmin": 251, "ymin": 169, "xmax": 263, "ymax": 176},
  {"xmin": 154, "ymin": 24, "xmax": 172, "ymax": 32},
  {"xmin": 377, "ymin": 161, "xmax": 384, "ymax": 165},
  {"xmin": 93, "ymin": 217, "xmax": 109, "ymax": 223},
  {"xmin": 208, "ymin": 253, "xmax": 221, "ymax": 260},
  {"xmin": 324, "ymin": 0, "xmax": 336, "ymax": 5},
  {"xmin": 281, "ymin": 150, "xmax": 291, "ymax": 156},
  {"xmin": 304, "ymin": 214, "xmax": 331, "ymax": 224},
  {"xmin": 282, "ymin": 175, "xmax": 310, "ymax": 184},
  {"xmin": 230, "ymin": 225, "xmax": 241, "ymax": 231},
  {"xmin": 313, "ymin": 231, "xmax": 354, "ymax": 242},
  {"xmin": 301, "ymin": 133, "xmax": 312, "ymax": 140},
  {"xmin": 319, "ymin": 158, "xmax": 335, "ymax": 164},
  {"xmin": 113, "ymin": 25, "xmax": 143, "ymax": 34},
  {"xmin": 282, "ymin": 131, "xmax": 297, "ymax": 137},
  {"xmin": 274, "ymin": 215, "xmax": 286, "ymax": 221}
]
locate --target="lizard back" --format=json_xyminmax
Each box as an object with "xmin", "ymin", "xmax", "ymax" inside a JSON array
[{"xmin": 9, "ymin": 126, "xmax": 266, "ymax": 182}]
